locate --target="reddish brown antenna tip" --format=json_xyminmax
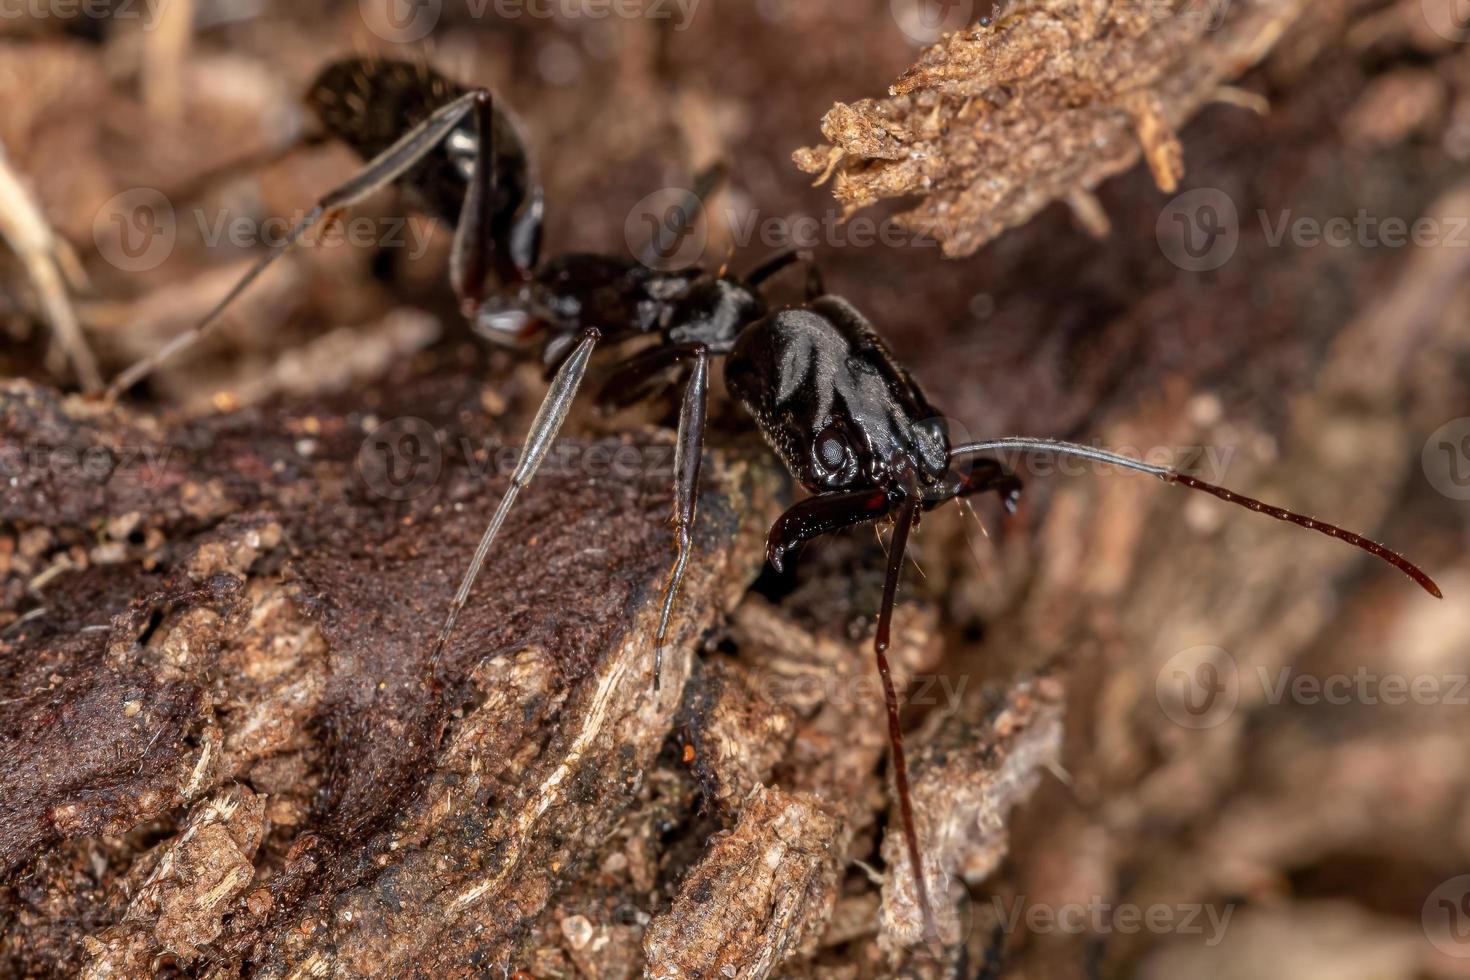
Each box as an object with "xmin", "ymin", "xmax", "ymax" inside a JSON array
[{"xmin": 1165, "ymin": 472, "xmax": 1443, "ymax": 599}]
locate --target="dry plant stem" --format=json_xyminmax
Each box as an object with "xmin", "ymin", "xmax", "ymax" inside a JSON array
[
  {"xmin": 141, "ymin": 0, "xmax": 193, "ymax": 121},
  {"xmin": 0, "ymin": 142, "xmax": 101, "ymax": 392}
]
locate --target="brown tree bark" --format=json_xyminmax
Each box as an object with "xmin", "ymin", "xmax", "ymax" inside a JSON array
[{"xmin": 3, "ymin": 1, "xmax": 1469, "ymax": 977}]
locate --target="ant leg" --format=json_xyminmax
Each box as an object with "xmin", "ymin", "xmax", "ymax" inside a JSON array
[
  {"xmin": 593, "ymin": 340, "xmax": 701, "ymax": 411},
  {"xmin": 427, "ymin": 327, "xmax": 600, "ymax": 664},
  {"xmin": 449, "ymin": 92, "xmax": 497, "ymax": 316},
  {"xmin": 744, "ymin": 248, "xmax": 826, "ymax": 299},
  {"xmin": 805, "ymin": 257, "xmax": 826, "ymax": 300},
  {"xmin": 638, "ymin": 162, "xmax": 728, "ymax": 269},
  {"xmin": 763, "ymin": 480, "xmax": 940, "ymax": 943},
  {"xmin": 873, "ymin": 475, "xmax": 940, "ymax": 948},
  {"xmin": 693, "ymin": 161, "xmax": 730, "ymax": 205},
  {"xmin": 594, "ymin": 342, "xmax": 710, "ymax": 691},
  {"xmin": 653, "ymin": 346, "xmax": 709, "ymax": 691},
  {"xmin": 744, "ymin": 248, "xmax": 806, "ymax": 286},
  {"xmin": 106, "ymin": 89, "xmax": 489, "ymax": 401}
]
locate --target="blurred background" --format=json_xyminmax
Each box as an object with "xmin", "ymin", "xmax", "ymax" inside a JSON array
[{"xmin": 3, "ymin": 0, "xmax": 1470, "ymax": 976}]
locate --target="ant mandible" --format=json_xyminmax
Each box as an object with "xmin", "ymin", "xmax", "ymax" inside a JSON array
[{"xmin": 104, "ymin": 57, "xmax": 1441, "ymax": 946}]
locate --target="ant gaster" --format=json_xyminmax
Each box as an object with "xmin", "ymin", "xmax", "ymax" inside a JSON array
[{"xmin": 105, "ymin": 57, "xmax": 1442, "ymax": 946}]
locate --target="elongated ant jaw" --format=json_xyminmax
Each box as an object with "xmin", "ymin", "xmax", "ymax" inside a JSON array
[
  {"xmin": 949, "ymin": 437, "xmax": 1442, "ymax": 599},
  {"xmin": 764, "ymin": 487, "xmax": 895, "ymax": 573}
]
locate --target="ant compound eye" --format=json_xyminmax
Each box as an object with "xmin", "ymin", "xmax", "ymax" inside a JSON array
[{"xmin": 811, "ymin": 424, "xmax": 858, "ymax": 486}]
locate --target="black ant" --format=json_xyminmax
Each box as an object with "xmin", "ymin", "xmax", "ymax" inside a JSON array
[{"xmin": 103, "ymin": 57, "xmax": 1442, "ymax": 947}]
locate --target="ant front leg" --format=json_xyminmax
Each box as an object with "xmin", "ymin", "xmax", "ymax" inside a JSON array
[
  {"xmin": 763, "ymin": 480, "xmax": 940, "ymax": 946},
  {"xmin": 744, "ymin": 248, "xmax": 825, "ymax": 301},
  {"xmin": 871, "ymin": 474, "xmax": 941, "ymax": 948},
  {"xmin": 106, "ymin": 89, "xmax": 491, "ymax": 401},
  {"xmin": 597, "ymin": 342, "xmax": 710, "ymax": 690},
  {"xmin": 427, "ymin": 327, "xmax": 600, "ymax": 664}
]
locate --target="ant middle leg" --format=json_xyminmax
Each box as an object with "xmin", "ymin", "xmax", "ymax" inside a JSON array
[
  {"xmin": 636, "ymin": 162, "xmax": 728, "ymax": 271},
  {"xmin": 596, "ymin": 342, "xmax": 710, "ymax": 690},
  {"xmin": 106, "ymin": 88, "xmax": 496, "ymax": 401}
]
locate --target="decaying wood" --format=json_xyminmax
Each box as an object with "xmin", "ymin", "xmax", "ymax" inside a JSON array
[
  {"xmin": 4, "ymin": 0, "xmax": 1470, "ymax": 975},
  {"xmin": 0, "ymin": 369, "xmax": 1061, "ymax": 977},
  {"xmin": 881, "ymin": 677, "xmax": 1064, "ymax": 948},
  {"xmin": 643, "ymin": 786, "xmax": 844, "ymax": 979},
  {"xmin": 794, "ymin": 0, "xmax": 1308, "ymax": 257}
]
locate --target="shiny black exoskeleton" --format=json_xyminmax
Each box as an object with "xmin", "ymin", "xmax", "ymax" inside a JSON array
[
  {"xmin": 106, "ymin": 56, "xmax": 1442, "ymax": 948},
  {"xmin": 306, "ymin": 58, "xmax": 543, "ymax": 286}
]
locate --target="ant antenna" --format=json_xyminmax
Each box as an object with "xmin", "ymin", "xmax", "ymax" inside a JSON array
[{"xmin": 949, "ymin": 437, "xmax": 1441, "ymax": 599}]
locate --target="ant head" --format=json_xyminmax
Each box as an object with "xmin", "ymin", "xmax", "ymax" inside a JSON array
[{"xmin": 725, "ymin": 301, "xmax": 950, "ymax": 500}]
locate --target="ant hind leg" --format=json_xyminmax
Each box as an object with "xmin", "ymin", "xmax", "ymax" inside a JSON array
[
  {"xmin": 106, "ymin": 89, "xmax": 492, "ymax": 401},
  {"xmin": 427, "ymin": 327, "xmax": 601, "ymax": 665}
]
